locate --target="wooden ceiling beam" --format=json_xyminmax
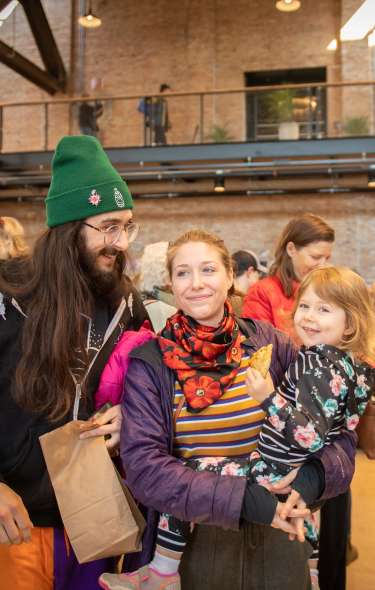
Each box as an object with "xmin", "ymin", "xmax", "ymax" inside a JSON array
[
  {"xmin": 0, "ymin": 39, "xmax": 63, "ymax": 94},
  {"xmin": 19, "ymin": 0, "xmax": 66, "ymax": 89}
]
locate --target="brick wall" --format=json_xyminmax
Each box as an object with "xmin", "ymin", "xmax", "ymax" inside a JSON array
[
  {"xmin": 1, "ymin": 1, "xmax": 374, "ymax": 280},
  {"xmin": 0, "ymin": 0, "xmax": 72, "ymax": 152},
  {"xmin": 1, "ymin": 0, "xmax": 372, "ymax": 149},
  {"xmin": 1, "ymin": 191, "xmax": 375, "ymax": 283}
]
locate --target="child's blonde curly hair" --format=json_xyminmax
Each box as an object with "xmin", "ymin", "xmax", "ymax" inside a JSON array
[{"xmin": 295, "ymin": 266, "xmax": 375, "ymax": 364}]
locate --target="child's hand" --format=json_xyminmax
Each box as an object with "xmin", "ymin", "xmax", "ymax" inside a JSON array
[
  {"xmin": 268, "ymin": 467, "xmax": 299, "ymax": 495},
  {"xmin": 246, "ymin": 368, "xmax": 274, "ymax": 402}
]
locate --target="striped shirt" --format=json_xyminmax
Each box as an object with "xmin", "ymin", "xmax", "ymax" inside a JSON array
[{"xmin": 173, "ymin": 349, "xmax": 265, "ymax": 459}]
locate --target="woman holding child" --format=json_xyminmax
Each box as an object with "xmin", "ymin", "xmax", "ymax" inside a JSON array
[{"xmin": 100, "ymin": 229, "xmax": 360, "ymax": 590}]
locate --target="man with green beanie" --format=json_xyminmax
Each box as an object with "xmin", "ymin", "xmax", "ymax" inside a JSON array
[{"xmin": 0, "ymin": 136, "xmax": 149, "ymax": 589}]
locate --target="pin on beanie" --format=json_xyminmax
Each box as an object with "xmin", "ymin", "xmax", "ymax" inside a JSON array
[{"xmin": 45, "ymin": 135, "xmax": 133, "ymax": 227}]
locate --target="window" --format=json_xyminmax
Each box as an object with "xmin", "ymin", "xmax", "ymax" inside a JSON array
[{"xmin": 245, "ymin": 67, "xmax": 327, "ymax": 141}]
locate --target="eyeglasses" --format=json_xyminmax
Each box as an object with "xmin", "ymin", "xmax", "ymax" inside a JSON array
[{"xmin": 82, "ymin": 221, "xmax": 139, "ymax": 246}]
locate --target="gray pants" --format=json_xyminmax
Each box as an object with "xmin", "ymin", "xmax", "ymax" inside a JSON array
[{"xmin": 180, "ymin": 522, "xmax": 312, "ymax": 590}]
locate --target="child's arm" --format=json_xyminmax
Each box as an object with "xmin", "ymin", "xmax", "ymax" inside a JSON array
[{"xmin": 247, "ymin": 352, "xmax": 348, "ymax": 453}]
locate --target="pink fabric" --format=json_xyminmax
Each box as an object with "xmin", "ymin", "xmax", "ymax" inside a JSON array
[{"xmin": 95, "ymin": 325, "xmax": 155, "ymax": 409}]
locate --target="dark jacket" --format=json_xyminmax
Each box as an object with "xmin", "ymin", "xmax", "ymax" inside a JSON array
[
  {"xmin": 121, "ymin": 318, "xmax": 357, "ymax": 569},
  {"xmin": 0, "ymin": 285, "xmax": 148, "ymax": 527}
]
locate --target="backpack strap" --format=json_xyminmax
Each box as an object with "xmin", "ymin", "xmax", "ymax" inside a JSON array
[
  {"xmin": 85, "ymin": 298, "xmax": 136, "ymax": 404},
  {"xmin": 235, "ymin": 316, "xmax": 257, "ymax": 338}
]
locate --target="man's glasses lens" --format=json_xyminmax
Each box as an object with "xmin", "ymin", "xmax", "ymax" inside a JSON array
[{"xmin": 104, "ymin": 223, "xmax": 139, "ymax": 246}]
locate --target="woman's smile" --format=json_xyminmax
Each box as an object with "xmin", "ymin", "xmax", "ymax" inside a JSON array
[{"xmin": 171, "ymin": 241, "xmax": 233, "ymax": 327}]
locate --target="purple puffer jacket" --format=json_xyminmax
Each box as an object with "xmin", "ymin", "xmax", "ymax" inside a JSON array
[{"xmin": 121, "ymin": 318, "xmax": 357, "ymax": 570}]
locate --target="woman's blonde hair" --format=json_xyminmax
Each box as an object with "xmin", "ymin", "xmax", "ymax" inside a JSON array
[
  {"xmin": 295, "ymin": 266, "xmax": 375, "ymax": 364},
  {"xmin": 0, "ymin": 216, "xmax": 28, "ymax": 260},
  {"xmin": 270, "ymin": 213, "xmax": 335, "ymax": 297},
  {"xmin": 166, "ymin": 229, "xmax": 234, "ymax": 295}
]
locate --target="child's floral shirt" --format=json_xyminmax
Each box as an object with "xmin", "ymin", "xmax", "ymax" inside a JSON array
[{"xmin": 258, "ymin": 345, "xmax": 374, "ymax": 462}]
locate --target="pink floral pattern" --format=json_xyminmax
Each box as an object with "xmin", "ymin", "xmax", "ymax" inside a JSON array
[
  {"xmin": 272, "ymin": 393, "xmax": 287, "ymax": 409},
  {"xmin": 221, "ymin": 462, "xmax": 241, "ymax": 476},
  {"xmin": 159, "ymin": 515, "xmax": 169, "ymax": 530},
  {"xmin": 268, "ymin": 414, "xmax": 286, "ymax": 432},
  {"xmin": 346, "ymin": 413, "xmax": 359, "ymax": 430},
  {"xmin": 293, "ymin": 423, "xmax": 322, "ymax": 451},
  {"xmin": 88, "ymin": 189, "xmax": 101, "ymax": 206},
  {"xmin": 329, "ymin": 373, "xmax": 347, "ymax": 397},
  {"xmin": 255, "ymin": 474, "xmax": 279, "ymax": 486},
  {"xmin": 195, "ymin": 456, "xmax": 223, "ymax": 469}
]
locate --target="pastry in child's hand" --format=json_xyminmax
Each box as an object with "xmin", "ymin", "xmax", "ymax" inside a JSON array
[{"xmin": 248, "ymin": 344, "xmax": 273, "ymax": 378}]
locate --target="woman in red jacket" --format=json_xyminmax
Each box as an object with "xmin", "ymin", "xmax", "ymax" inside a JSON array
[
  {"xmin": 241, "ymin": 213, "xmax": 334, "ymax": 334},
  {"xmin": 242, "ymin": 213, "xmax": 352, "ymax": 590}
]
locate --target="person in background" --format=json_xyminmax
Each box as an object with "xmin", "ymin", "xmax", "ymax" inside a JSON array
[
  {"xmin": 231, "ymin": 249, "xmax": 267, "ymax": 315},
  {"xmin": 100, "ymin": 229, "xmax": 357, "ymax": 590},
  {"xmin": 0, "ymin": 216, "xmax": 29, "ymax": 260},
  {"xmin": 241, "ymin": 213, "xmax": 352, "ymax": 590},
  {"xmin": 151, "ymin": 84, "xmax": 171, "ymax": 146},
  {"xmin": 241, "ymin": 213, "xmax": 334, "ymax": 335},
  {"xmin": 0, "ymin": 135, "xmax": 148, "ymax": 590},
  {"xmin": 137, "ymin": 241, "xmax": 176, "ymax": 332},
  {"xmin": 79, "ymin": 99, "xmax": 104, "ymax": 137}
]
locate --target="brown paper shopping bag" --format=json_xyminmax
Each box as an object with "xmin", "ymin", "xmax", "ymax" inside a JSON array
[{"xmin": 40, "ymin": 420, "xmax": 145, "ymax": 563}]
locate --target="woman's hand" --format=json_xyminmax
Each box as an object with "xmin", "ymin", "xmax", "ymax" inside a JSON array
[
  {"xmin": 271, "ymin": 501, "xmax": 310, "ymax": 538},
  {"xmin": 0, "ymin": 483, "xmax": 33, "ymax": 544},
  {"xmin": 79, "ymin": 404, "xmax": 122, "ymax": 454},
  {"xmin": 246, "ymin": 368, "xmax": 274, "ymax": 402},
  {"xmin": 269, "ymin": 470, "xmax": 308, "ymax": 543},
  {"xmin": 288, "ymin": 496, "xmax": 307, "ymax": 543}
]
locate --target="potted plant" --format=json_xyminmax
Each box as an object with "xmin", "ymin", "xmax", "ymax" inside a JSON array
[
  {"xmin": 343, "ymin": 116, "xmax": 369, "ymax": 136},
  {"xmin": 206, "ymin": 124, "xmax": 234, "ymax": 143},
  {"xmin": 263, "ymin": 89, "xmax": 299, "ymax": 140}
]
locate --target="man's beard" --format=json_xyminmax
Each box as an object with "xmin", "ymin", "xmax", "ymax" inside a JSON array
[{"xmin": 78, "ymin": 239, "xmax": 126, "ymax": 302}]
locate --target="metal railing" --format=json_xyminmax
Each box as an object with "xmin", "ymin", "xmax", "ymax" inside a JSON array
[{"xmin": 0, "ymin": 80, "xmax": 374, "ymax": 153}]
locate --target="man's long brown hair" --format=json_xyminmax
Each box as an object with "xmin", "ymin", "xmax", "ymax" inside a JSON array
[{"xmin": 0, "ymin": 221, "xmax": 124, "ymax": 422}]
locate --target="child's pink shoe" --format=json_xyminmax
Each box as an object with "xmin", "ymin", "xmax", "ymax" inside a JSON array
[
  {"xmin": 140, "ymin": 566, "xmax": 181, "ymax": 590},
  {"xmin": 99, "ymin": 566, "xmax": 148, "ymax": 590}
]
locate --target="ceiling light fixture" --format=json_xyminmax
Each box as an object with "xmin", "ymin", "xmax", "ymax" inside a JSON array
[
  {"xmin": 78, "ymin": 2, "xmax": 102, "ymax": 29},
  {"xmin": 214, "ymin": 177, "xmax": 225, "ymax": 193},
  {"xmin": 276, "ymin": 0, "xmax": 301, "ymax": 13}
]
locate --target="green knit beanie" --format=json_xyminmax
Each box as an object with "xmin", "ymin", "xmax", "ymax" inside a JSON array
[{"xmin": 46, "ymin": 135, "xmax": 133, "ymax": 227}]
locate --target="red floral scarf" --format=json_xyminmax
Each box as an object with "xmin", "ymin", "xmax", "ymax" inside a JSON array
[{"xmin": 158, "ymin": 301, "xmax": 242, "ymax": 412}]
